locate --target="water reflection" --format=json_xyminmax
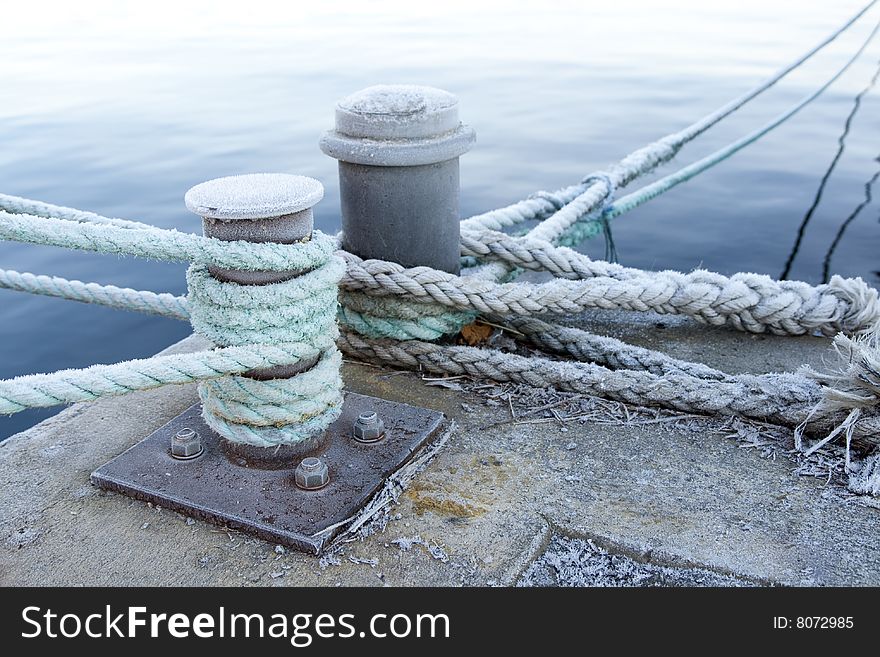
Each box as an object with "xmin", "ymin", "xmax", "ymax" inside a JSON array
[
  {"xmin": 822, "ymin": 159, "xmax": 880, "ymax": 282},
  {"xmin": 780, "ymin": 58, "xmax": 880, "ymax": 280}
]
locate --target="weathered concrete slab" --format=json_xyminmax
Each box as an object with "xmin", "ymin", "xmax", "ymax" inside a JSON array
[{"xmin": 1, "ymin": 313, "xmax": 878, "ymax": 586}]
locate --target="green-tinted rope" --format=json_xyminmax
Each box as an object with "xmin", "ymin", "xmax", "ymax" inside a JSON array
[{"xmin": 562, "ymin": 19, "xmax": 880, "ymax": 243}]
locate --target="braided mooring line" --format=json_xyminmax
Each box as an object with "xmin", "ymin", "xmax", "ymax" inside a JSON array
[
  {"xmin": 339, "ymin": 251, "xmax": 880, "ymax": 336},
  {"xmin": 337, "ymin": 329, "xmax": 880, "ymax": 447}
]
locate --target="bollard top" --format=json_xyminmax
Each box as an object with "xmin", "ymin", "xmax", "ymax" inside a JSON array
[
  {"xmin": 335, "ymin": 84, "xmax": 460, "ymax": 139},
  {"xmin": 185, "ymin": 173, "xmax": 324, "ymax": 221},
  {"xmin": 320, "ymin": 84, "xmax": 475, "ymax": 167}
]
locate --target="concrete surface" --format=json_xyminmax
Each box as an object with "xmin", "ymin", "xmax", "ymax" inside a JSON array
[
  {"xmin": 517, "ymin": 536, "xmax": 751, "ymax": 587},
  {"xmin": 1, "ymin": 311, "xmax": 879, "ymax": 586}
]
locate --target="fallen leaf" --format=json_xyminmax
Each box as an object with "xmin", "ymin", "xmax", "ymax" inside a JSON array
[{"xmin": 459, "ymin": 321, "xmax": 493, "ymax": 346}]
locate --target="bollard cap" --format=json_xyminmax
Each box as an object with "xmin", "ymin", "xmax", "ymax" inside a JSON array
[
  {"xmin": 320, "ymin": 84, "xmax": 475, "ymax": 167},
  {"xmin": 185, "ymin": 173, "xmax": 324, "ymax": 221},
  {"xmin": 335, "ymin": 85, "xmax": 460, "ymax": 139}
]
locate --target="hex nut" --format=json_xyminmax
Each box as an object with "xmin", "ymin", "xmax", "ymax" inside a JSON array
[
  {"xmin": 353, "ymin": 411, "xmax": 385, "ymax": 443},
  {"xmin": 171, "ymin": 427, "xmax": 203, "ymax": 460},
  {"xmin": 294, "ymin": 457, "xmax": 330, "ymax": 490}
]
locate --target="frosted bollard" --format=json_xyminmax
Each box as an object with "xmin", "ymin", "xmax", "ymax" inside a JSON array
[
  {"xmin": 184, "ymin": 173, "xmax": 332, "ymax": 462},
  {"xmin": 92, "ymin": 175, "xmax": 448, "ymax": 550},
  {"xmin": 320, "ymin": 85, "xmax": 476, "ymax": 273}
]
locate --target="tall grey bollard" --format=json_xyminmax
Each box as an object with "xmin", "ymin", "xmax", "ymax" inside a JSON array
[{"xmin": 320, "ymin": 85, "xmax": 475, "ymax": 274}]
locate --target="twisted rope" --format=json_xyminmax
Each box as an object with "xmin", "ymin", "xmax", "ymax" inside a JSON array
[
  {"xmin": 198, "ymin": 347, "xmax": 343, "ymax": 447},
  {"xmin": 499, "ymin": 316, "xmax": 730, "ymax": 381},
  {"xmin": 337, "ymin": 329, "xmax": 880, "ymax": 447},
  {"xmin": 338, "ymin": 290, "xmax": 476, "ymax": 341},
  {"xmin": 0, "ymin": 268, "xmax": 189, "ymax": 320},
  {"xmin": 459, "ymin": 229, "xmax": 637, "ymax": 280},
  {"xmin": 186, "ymin": 257, "xmax": 344, "ymax": 346},
  {"xmin": 7, "ymin": 241, "xmax": 875, "ymax": 340},
  {"xmin": 0, "ymin": 210, "xmax": 336, "ymax": 272},
  {"xmin": 339, "ymin": 251, "xmax": 880, "ymax": 336},
  {"xmin": 0, "ymin": 192, "xmax": 162, "ymax": 231},
  {"xmin": 186, "ymin": 231, "xmax": 346, "ymax": 447},
  {"xmin": 0, "ymin": 341, "xmax": 323, "ymax": 414}
]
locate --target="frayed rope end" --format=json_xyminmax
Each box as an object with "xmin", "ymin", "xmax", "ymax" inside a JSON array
[{"xmin": 797, "ymin": 330, "xmax": 880, "ymax": 494}]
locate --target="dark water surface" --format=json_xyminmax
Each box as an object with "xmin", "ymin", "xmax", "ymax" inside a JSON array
[{"xmin": 1, "ymin": 1, "xmax": 879, "ymax": 438}]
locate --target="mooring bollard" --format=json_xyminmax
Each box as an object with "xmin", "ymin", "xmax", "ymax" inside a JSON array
[
  {"xmin": 93, "ymin": 174, "xmax": 449, "ymax": 550},
  {"xmin": 320, "ymin": 84, "xmax": 475, "ymax": 273},
  {"xmin": 185, "ymin": 173, "xmax": 330, "ymax": 463}
]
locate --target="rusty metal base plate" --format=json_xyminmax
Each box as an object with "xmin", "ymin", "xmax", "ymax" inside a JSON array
[{"xmin": 91, "ymin": 393, "xmax": 444, "ymax": 553}]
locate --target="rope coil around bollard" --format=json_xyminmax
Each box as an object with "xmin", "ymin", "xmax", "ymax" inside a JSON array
[{"xmin": 186, "ymin": 232, "xmax": 347, "ymax": 447}]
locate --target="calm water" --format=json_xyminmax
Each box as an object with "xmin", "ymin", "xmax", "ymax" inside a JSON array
[{"xmin": 2, "ymin": 1, "xmax": 879, "ymax": 438}]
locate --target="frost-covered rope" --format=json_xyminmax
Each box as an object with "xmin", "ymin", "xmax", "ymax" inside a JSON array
[
  {"xmin": 459, "ymin": 0, "xmax": 879, "ymax": 237},
  {"xmin": 0, "ymin": 210, "xmax": 336, "ymax": 272},
  {"xmin": 0, "ymin": 230, "xmax": 347, "ymax": 447},
  {"xmin": 6, "ymin": 243, "xmax": 876, "ymax": 339},
  {"xmin": 339, "ymin": 251, "xmax": 880, "ymax": 336},
  {"xmin": 185, "ymin": 231, "xmax": 346, "ymax": 447},
  {"xmin": 0, "ymin": 246, "xmax": 347, "ymax": 447},
  {"xmin": 337, "ymin": 329, "xmax": 880, "ymax": 448},
  {"xmin": 459, "ymin": 230, "xmax": 640, "ymax": 280},
  {"xmin": 563, "ymin": 18, "xmax": 880, "ymax": 239},
  {"xmin": 0, "ymin": 268, "xmax": 189, "ymax": 320},
  {"xmin": 0, "ymin": 341, "xmax": 325, "ymax": 414},
  {"xmin": 338, "ymin": 290, "xmax": 476, "ymax": 341},
  {"xmin": 498, "ymin": 316, "xmax": 730, "ymax": 381}
]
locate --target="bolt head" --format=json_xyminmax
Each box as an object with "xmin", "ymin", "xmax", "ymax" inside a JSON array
[
  {"xmin": 358, "ymin": 411, "xmax": 378, "ymax": 424},
  {"xmin": 353, "ymin": 412, "xmax": 385, "ymax": 443},
  {"xmin": 171, "ymin": 427, "xmax": 202, "ymax": 460},
  {"xmin": 300, "ymin": 456, "xmax": 322, "ymax": 472},
  {"xmin": 295, "ymin": 457, "xmax": 329, "ymax": 490}
]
